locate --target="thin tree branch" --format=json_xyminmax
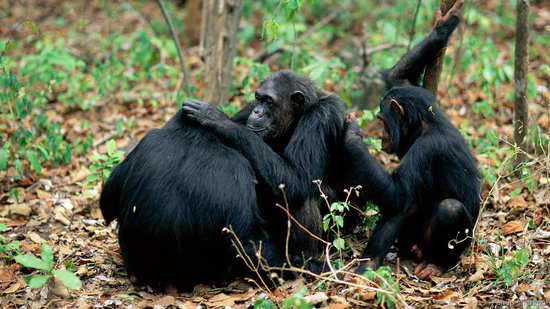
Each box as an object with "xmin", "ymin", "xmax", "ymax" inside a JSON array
[
  {"xmin": 407, "ymin": 0, "xmax": 423, "ymax": 51},
  {"xmin": 156, "ymin": 0, "xmax": 192, "ymax": 98}
]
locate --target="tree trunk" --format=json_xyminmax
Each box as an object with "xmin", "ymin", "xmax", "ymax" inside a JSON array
[
  {"xmin": 422, "ymin": 0, "xmax": 457, "ymax": 96},
  {"xmin": 200, "ymin": 0, "xmax": 244, "ymax": 106},
  {"xmin": 514, "ymin": 0, "xmax": 530, "ymax": 166},
  {"xmin": 184, "ymin": 0, "xmax": 201, "ymax": 46}
]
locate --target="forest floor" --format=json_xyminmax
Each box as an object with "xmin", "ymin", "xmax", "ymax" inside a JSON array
[{"xmin": 1, "ymin": 0, "xmax": 550, "ymax": 308}]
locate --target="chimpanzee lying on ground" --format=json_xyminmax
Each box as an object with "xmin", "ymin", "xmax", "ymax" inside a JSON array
[{"xmin": 340, "ymin": 0, "xmax": 480, "ymax": 280}]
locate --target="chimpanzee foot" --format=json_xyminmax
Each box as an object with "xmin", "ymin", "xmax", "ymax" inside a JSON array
[{"xmin": 414, "ymin": 261, "xmax": 445, "ymax": 280}]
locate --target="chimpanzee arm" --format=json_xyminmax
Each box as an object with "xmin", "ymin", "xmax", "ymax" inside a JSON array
[
  {"xmin": 339, "ymin": 114, "xmax": 407, "ymax": 214},
  {"xmin": 182, "ymin": 99, "xmax": 336, "ymax": 205},
  {"xmin": 383, "ymin": 0, "xmax": 463, "ymax": 88}
]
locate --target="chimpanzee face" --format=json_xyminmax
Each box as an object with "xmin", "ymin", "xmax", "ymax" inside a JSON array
[
  {"xmin": 377, "ymin": 98, "xmax": 405, "ymax": 155},
  {"xmin": 246, "ymin": 80, "xmax": 305, "ymax": 142},
  {"xmin": 377, "ymin": 113, "xmax": 395, "ymax": 154}
]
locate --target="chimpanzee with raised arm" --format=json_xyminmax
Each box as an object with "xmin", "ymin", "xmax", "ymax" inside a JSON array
[{"xmin": 336, "ymin": 0, "xmax": 480, "ymax": 279}]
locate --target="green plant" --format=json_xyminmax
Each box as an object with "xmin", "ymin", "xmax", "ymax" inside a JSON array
[
  {"xmin": 77, "ymin": 139, "xmax": 125, "ymax": 198},
  {"xmin": 497, "ymin": 249, "xmax": 530, "ymax": 286},
  {"xmin": 254, "ymin": 288, "xmax": 312, "ymax": 309},
  {"xmin": 316, "ymin": 181, "xmax": 359, "ymax": 261},
  {"xmin": 0, "ymin": 223, "xmax": 20, "ymax": 261},
  {"xmin": 363, "ymin": 266, "xmax": 401, "ymax": 309},
  {"xmin": 322, "ymin": 201, "xmax": 349, "ymax": 251},
  {"xmin": 262, "ymin": 0, "xmax": 314, "ymax": 43},
  {"xmin": 14, "ymin": 243, "xmax": 81, "ymax": 290},
  {"xmin": 280, "ymin": 288, "xmax": 313, "ymax": 309}
]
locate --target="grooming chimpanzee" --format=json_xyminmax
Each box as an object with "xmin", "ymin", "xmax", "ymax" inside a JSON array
[
  {"xmin": 100, "ymin": 70, "xmax": 345, "ymax": 292},
  {"xmin": 340, "ymin": 0, "xmax": 480, "ymax": 279}
]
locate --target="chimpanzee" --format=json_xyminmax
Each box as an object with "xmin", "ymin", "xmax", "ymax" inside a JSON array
[
  {"xmin": 339, "ymin": 0, "xmax": 480, "ymax": 279},
  {"xmin": 100, "ymin": 70, "xmax": 345, "ymax": 292}
]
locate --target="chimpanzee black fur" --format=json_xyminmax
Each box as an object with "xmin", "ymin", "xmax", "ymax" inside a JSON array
[
  {"xmin": 100, "ymin": 71, "xmax": 345, "ymax": 292},
  {"xmin": 340, "ymin": 0, "xmax": 480, "ymax": 279}
]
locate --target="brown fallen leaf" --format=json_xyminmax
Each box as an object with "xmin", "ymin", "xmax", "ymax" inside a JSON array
[
  {"xmin": 502, "ymin": 220, "xmax": 524, "ymax": 235},
  {"xmin": 3, "ymin": 283, "xmax": 20, "ymax": 294},
  {"xmin": 515, "ymin": 283, "xmax": 532, "ymax": 293},
  {"xmin": 304, "ymin": 292, "xmax": 329, "ymax": 305},
  {"xmin": 432, "ymin": 290, "xmax": 459, "ymax": 301},
  {"xmin": 151, "ymin": 295, "xmax": 175, "ymax": 307},
  {"xmin": 36, "ymin": 189, "xmax": 53, "ymax": 200},
  {"xmin": 204, "ymin": 293, "xmax": 235, "ymax": 307},
  {"xmin": 508, "ymin": 195, "xmax": 527, "ymax": 208},
  {"xmin": 0, "ymin": 266, "xmax": 13, "ymax": 282},
  {"xmin": 29, "ymin": 232, "xmax": 45, "ymax": 243}
]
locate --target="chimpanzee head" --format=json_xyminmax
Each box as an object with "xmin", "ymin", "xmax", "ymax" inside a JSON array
[
  {"xmin": 377, "ymin": 86, "xmax": 437, "ymax": 158},
  {"xmin": 246, "ymin": 71, "xmax": 325, "ymax": 143}
]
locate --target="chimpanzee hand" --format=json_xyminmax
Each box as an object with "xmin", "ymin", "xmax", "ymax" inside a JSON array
[
  {"xmin": 433, "ymin": 0, "xmax": 463, "ymax": 35},
  {"xmin": 343, "ymin": 113, "xmax": 363, "ymax": 145},
  {"xmin": 182, "ymin": 99, "xmax": 232, "ymax": 128}
]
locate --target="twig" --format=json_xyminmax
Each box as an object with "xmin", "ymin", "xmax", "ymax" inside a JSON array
[
  {"xmin": 365, "ymin": 42, "xmax": 408, "ymax": 57},
  {"xmin": 1, "ymin": 17, "xmax": 28, "ymax": 61},
  {"xmin": 407, "ymin": 0, "xmax": 423, "ymax": 51},
  {"xmin": 156, "ymin": 0, "xmax": 192, "ymax": 98},
  {"xmin": 274, "ymin": 204, "xmax": 330, "ymax": 245},
  {"xmin": 93, "ymin": 132, "xmax": 117, "ymax": 148}
]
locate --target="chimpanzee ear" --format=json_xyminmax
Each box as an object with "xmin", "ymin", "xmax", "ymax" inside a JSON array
[
  {"xmin": 290, "ymin": 91, "xmax": 305, "ymax": 107},
  {"xmin": 390, "ymin": 99, "xmax": 405, "ymax": 120}
]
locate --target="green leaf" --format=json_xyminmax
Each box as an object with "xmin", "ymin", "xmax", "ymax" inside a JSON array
[
  {"xmin": 89, "ymin": 163, "xmax": 103, "ymax": 171},
  {"xmin": 26, "ymin": 19, "xmax": 39, "ymax": 34},
  {"xmin": 115, "ymin": 120, "xmax": 123, "ymax": 136},
  {"xmin": 9, "ymin": 188, "xmax": 19, "ymax": 203},
  {"xmin": 103, "ymin": 168, "xmax": 111, "ymax": 179},
  {"xmin": 26, "ymin": 150, "xmax": 42, "ymax": 175},
  {"xmin": 322, "ymin": 218, "xmax": 330, "ymax": 232},
  {"xmin": 509, "ymin": 188, "xmax": 522, "ymax": 198},
  {"xmin": 90, "ymin": 154, "xmax": 108, "ymax": 162},
  {"xmin": 15, "ymin": 159, "xmax": 22, "ymax": 176},
  {"xmin": 106, "ymin": 139, "xmax": 116, "ymax": 157},
  {"xmin": 262, "ymin": 20, "xmax": 280, "ymax": 43},
  {"xmin": 0, "ymin": 149, "xmax": 9, "ymax": 171},
  {"xmin": 333, "ymin": 238, "xmax": 345, "ymax": 250},
  {"xmin": 85, "ymin": 173, "xmax": 101, "ymax": 183},
  {"xmin": 23, "ymin": 274, "xmax": 48, "ymax": 288},
  {"xmin": 14, "ymin": 254, "xmax": 50, "ymax": 271},
  {"xmin": 5, "ymin": 41, "xmax": 13, "ymax": 53},
  {"xmin": 37, "ymin": 144, "xmax": 50, "ymax": 161},
  {"xmin": 41, "ymin": 244, "xmax": 54, "ymax": 270},
  {"xmin": 52, "ymin": 269, "xmax": 82, "ymax": 289},
  {"xmin": 335, "ymin": 216, "xmax": 344, "ymax": 228},
  {"xmin": 254, "ymin": 298, "xmax": 273, "ymax": 309},
  {"xmin": 340, "ymin": 90, "xmax": 352, "ymax": 108}
]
